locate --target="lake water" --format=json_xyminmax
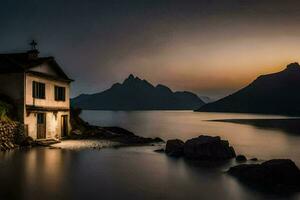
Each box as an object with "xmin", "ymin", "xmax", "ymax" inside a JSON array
[
  {"xmin": 1, "ymin": 111, "xmax": 300, "ymax": 200},
  {"xmin": 81, "ymin": 111, "xmax": 300, "ymax": 166}
]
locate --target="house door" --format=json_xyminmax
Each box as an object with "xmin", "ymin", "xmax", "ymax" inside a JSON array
[
  {"xmin": 37, "ymin": 113, "xmax": 46, "ymax": 139},
  {"xmin": 61, "ymin": 115, "xmax": 68, "ymax": 137}
]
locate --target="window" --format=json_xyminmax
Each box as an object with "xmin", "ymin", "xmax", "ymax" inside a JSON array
[
  {"xmin": 32, "ymin": 81, "xmax": 45, "ymax": 99},
  {"xmin": 37, "ymin": 113, "xmax": 45, "ymax": 124},
  {"xmin": 55, "ymin": 86, "xmax": 66, "ymax": 101}
]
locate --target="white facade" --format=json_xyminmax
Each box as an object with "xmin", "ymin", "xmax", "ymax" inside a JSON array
[
  {"xmin": 24, "ymin": 71, "xmax": 71, "ymax": 139},
  {"xmin": 0, "ymin": 49, "xmax": 72, "ymax": 140}
]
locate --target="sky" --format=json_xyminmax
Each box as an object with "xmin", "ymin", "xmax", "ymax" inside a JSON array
[{"xmin": 1, "ymin": 0, "xmax": 300, "ymax": 99}]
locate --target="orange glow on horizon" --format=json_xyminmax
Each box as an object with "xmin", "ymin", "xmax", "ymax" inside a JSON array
[{"xmin": 88, "ymin": 15, "xmax": 300, "ymax": 98}]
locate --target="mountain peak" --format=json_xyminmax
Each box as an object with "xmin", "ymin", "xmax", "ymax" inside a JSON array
[
  {"xmin": 128, "ymin": 74, "xmax": 135, "ymax": 80},
  {"xmin": 124, "ymin": 74, "xmax": 137, "ymax": 84},
  {"xmin": 72, "ymin": 74, "xmax": 205, "ymax": 110},
  {"xmin": 286, "ymin": 62, "xmax": 300, "ymax": 71}
]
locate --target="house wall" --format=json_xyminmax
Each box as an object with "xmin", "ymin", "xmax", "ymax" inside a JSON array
[
  {"xmin": 26, "ymin": 111, "xmax": 70, "ymax": 139},
  {"xmin": 0, "ymin": 73, "xmax": 25, "ymax": 121},
  {"xmin": 25, "ymin": 73, "xmax": 71, "ymax": 139},
  {"xmin": 25, "ymin": 73, "xmax": 70, "ymax": 108},
  {"xmin": 30, "ymin": 63, "xmax": 58, "ymax": 77}
]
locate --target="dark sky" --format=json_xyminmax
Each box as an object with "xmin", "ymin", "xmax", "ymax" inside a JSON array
[{"xmin": 1, "ymin": 0, "xmax": 300, "ymax": 99}]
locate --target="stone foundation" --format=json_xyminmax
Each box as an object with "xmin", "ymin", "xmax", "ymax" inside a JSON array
[{"xmin": 0, "ymin": 121, "xmax": 25, "ymax": 151}]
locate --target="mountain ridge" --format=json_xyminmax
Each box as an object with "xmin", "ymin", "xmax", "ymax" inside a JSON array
[
  {"xmin": 196, "ymin": 62, "xmax": 300, "ymax": 115},
  {"xmin": 72, "ymin": 74, "xmax": 205, "ymax": 110}
]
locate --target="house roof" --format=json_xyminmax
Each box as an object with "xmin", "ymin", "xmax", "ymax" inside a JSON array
[{"xmin": 0, "ymin": 51, "xmax": 73, "ymax": 82}]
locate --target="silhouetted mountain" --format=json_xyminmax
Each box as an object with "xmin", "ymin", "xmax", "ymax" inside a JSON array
[
  {"xmin": 200, "ymin": 96, "xmax": 215, "ymax": 103},
  {"xmin": 72, "ymin": 74, "xmax": 205, "ymax": 110},
  {"xmin": 196, "ymin": 63, "xmax": 300, "ymax": 115}
]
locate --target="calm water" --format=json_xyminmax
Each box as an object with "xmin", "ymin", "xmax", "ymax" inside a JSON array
[
  {"xmin": 0, "ymin": 111, "xmax": 300, "ymax": 200},
  {"xmin": 81, "ymin": 111, "xmax": 300, "ymax": 166}
]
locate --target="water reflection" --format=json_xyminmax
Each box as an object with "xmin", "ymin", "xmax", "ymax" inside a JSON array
[
  {"xmin": 81, "ymin": 111, "xmax": 300, "ymax": 166},
  {"xmin": 211, "ymin": 118, "xmax": 300, "ymax": 135},
  {"xmin": 1, "ymin": 111, "xmax": 300, "ymax": 200},
  {"xmin": 0, "ymin": 148, "xmax": 74, "ymax": 200},
  {"xmin": 0, "ymin": 146, "xmax": 299, "ymax": 200}
]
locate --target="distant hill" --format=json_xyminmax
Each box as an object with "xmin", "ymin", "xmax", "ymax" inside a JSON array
[
  {"xmin": 196, "ymin": 62, "xmax": 300, "ymax": 115},
  {"xmin": 72, "ymin": 74, "xmax": 205, "ymax": 110},
  {"xmin": 199, "ymin": 96, "xmax": 215, "ymax": 103}
]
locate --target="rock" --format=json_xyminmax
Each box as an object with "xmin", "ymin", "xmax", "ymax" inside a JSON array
[
  {"xmin": 165, "ymin": 139, "xmax": 184, "ymax": 157},
  {"xmin": 71, "ymin": 129, "xmax": 82, "ymax": 135},
  {"xmin": 0, "ymin": 121, "xmax": 25, "ymax": 151},
  {"xmin": 3, "ymin": 143, "xmax": 10, "ymax": 149},
  {"xmin": 153, "ymin": 137, "xmax": 164, "ymax": 143},
  {"xmin": 0, "ymin": 144, "xmax": 6, "ymax": 151},
  {"xmin": 228, "ymin": 159, "xmax": 300, "ymax": 193},
  {"xmin": 183, "ymin": 135, "xmax": 236, "ymax": 160},
  {"xmin": 20, "ymin": 136, "xmax": 34, "ymax": 146},
  {"xmin": 8, "ymin": 142, "xmax": 14, "ymax": 148},
  {"xmin": 154, "ymin": 148, "xmax": 165, "ymax": 153},
  {"xmin": 104, "ymin": 127, "xmax": 135, "ymax": 136},
  {"xmin": 236, "ymin": 154, "xmax": 247, "ymax": 162}
]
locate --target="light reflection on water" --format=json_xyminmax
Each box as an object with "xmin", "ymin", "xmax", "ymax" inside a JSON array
[
  {"xmin": 81, "ymin": 111, "xmax": 300, "ymax": 166},
  {"xmin": 1, "ymin": 147, "xmax": 298, "ymax": 200},
  {"xmin": 0, "ymin": 111, "xmax": 300, "ymax": 200}
]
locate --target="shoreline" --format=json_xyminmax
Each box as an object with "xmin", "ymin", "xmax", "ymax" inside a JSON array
[
  {"xmin": 50, "ymin": 139, "xmax": 122, "ymax": 150},
  {"xmin": 209, "ymin": 118, "xmax": 300, "ymax": 135}
]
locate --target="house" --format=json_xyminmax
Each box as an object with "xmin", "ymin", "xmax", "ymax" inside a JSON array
[{"xmin": 0, "ymin": 41, "xmax": 73, "ymax": 140}]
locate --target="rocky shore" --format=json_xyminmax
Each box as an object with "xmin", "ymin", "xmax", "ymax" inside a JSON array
[
  {"xmin": 157, "ymin": 135, "xmax": 300, "ymax": 194},
  {"xmin": 0, "ymin": 121, "xmax": 26, "ymax": 151},
  {"xmin": 67, "ymin": 108, "xmax": 164, "ymax": 147},
  {"xmin": 0, "ymin": 108, "xmax": 164, "ymax": 152},
  {"xmin": 164, "ymin": 135, "xmax": 236, "ymax": 160},
  {"xmin": 69, "ymin": 125, "xmax": 164, "ymax": 146}
]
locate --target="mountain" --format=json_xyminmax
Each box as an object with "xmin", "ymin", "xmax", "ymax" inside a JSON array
[
  {"xmin": 72, "ymin": 74, "xmax": 205, "ymax": 110},
  {"xmin": 200, "ymin": 96, "xmax": 215, "ymax": 103},
  {"xmin": 196, "ymin": 62, "xmax": 300, "ymax": 115}
]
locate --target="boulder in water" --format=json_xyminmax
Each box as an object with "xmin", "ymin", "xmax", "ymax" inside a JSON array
[
  {"xmin": 236, "ymin": 154, "xmax": 247, "ymax": 162},
  {"xmin": 183, "ymin": 135, "xmax": 236, "ymax": 160},
  {"xmin": 228, "ymin": 159, "xmax": 300, "ymax": 193},
  {"xmin": 165, "ymin": 139, "xmax": 184, "ymax": 157},
  {"xmin": 250, "ymin": 158, "xmax": 258, "ymax": 161},
  {"xmin": 154, "ymin": 148, "xmax": 165, "ymax": 153}
]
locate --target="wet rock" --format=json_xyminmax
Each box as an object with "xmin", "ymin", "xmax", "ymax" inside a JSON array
[
  {"xmin": 153, "ymin": 137, "xmax": 164, "ymax": 143},
  {"xmin": 8, "ymin": 142, "xmax": 14, "ymax": 148},
  {"xmin": 236, "ymin": 154, "xmax": 247, "ymax": 162},
  {"xmin": 183, "ymin": 135, "xmax": 236, "ymax": 160},
  {"xmin": 20, "ymin": 136, "xmax": 34, "ymax": 146},
  {"xmin": 3, "ymin": 143, "xmax": 10, "ymax": 149},
  {"xmin": 228, "ymin": 159, "xmax": 300, "ymax": 193},
  {"xmin": 0, "ymin": 121, "xmax": 27, "ymax": 151},
  {"xmin": 165, "ymin": 139, "xmax": 184, "ymax": 157},
  {"xmin": 154, "ymin": 148, "xmax": 165, "ymax": 153},
  {"xmin": 104, "ymin": 127, "xmax": 135, "ymax": 136},
  {"xmin": 71, "ymin": 129, "xmax": 82, "ymax": 135}
]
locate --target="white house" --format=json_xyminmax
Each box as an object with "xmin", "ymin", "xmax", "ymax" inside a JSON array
[{"xmin": 0, "ymin": 42, "xmax": 73, "ymax": 140}]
